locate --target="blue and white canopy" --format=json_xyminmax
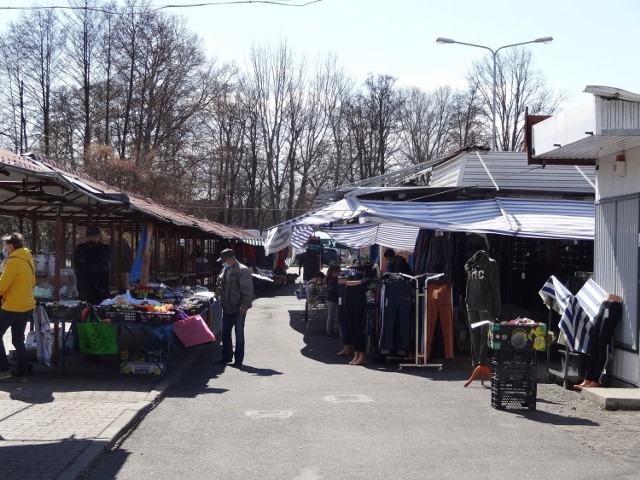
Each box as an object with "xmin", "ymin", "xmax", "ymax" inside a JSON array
[{"xmin": 264, "ymin": 196, "xmax": 595, "ymax": 255}]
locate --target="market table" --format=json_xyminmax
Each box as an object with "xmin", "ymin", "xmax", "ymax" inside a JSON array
[{"xmin": 41, "ymin": 296, "xmax": 217, "ymax": 374}]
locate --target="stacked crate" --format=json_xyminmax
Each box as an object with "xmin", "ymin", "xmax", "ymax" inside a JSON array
[
  {"xmin": 488, "ymin": 322, "xmax": 546, "ymax": 411},
  {"xmin": 491, "ymin": 351, "xmax": 537, "ymax": 410}
]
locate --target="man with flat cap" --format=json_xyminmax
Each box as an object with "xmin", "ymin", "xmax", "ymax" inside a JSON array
[
  {"xmin": 73, "ymin": 226, "xmax": 112, "ymax": 304},
  {"xmin": 216, "ymin": 248, "xmax": 254, "ymax": 367}
]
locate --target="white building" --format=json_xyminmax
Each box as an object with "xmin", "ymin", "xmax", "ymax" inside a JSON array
[{"xmin": 530, "ymin": 85, "xmax": 640, "ymax": 387}]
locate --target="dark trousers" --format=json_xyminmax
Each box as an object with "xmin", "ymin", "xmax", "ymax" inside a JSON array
[
  {"xmin": 379, "ymin": 280, "xmax": 412, "ymax": 351},
  {"xmin": 345, "ymin": 283, "xmax": 368, "ymax": 352},
  {"xmin": 0, "ymin": 308, "xmax": 32, "ymax": 377},
  {"xmin": 585, "ymin": 300, "xmax": 623, "ymax": 382},
  {"xmin": 467, "ymin": 309, "xmax": 491, "ymax": 368},
  {"xmin": 221, "ymin": 312, "xmax": 246, "ymax": 364},
  {"xmin": 337, "ymin": 284, "xmax": 351, "ymax": 346}
]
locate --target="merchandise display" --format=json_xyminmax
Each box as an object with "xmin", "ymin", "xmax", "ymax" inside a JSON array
[
  {"xmin": 488, "ymin": 320, "xmax": 547, "ymax": 352},
  {"xmin": 39, "ymin": 287, "xmax": 216, "ymax": 375}
]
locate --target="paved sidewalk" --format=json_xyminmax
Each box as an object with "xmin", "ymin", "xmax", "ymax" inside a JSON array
[{"xmin": 0, "ymin": 330, "xmax": 210, "ymax": 480}]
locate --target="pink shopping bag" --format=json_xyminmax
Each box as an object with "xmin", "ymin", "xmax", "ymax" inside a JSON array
[{"xmin": 172, "ymin": 310, "xmax": 216, "ymax": 347}]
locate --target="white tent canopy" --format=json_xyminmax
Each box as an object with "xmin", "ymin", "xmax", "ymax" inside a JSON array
[{"xmin": 264, "ymin": 196, "xmax": 595, "ymax": 255}]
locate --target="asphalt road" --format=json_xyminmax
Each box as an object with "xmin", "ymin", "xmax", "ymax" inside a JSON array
[{"xmin": 81, "ymin": 286, "xmax": 640, "ymax": 480}]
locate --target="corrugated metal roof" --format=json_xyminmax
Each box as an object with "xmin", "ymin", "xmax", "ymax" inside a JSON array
[
  {"xmin": 534, "ymin": 135, "xmax": 640, "ymax": 162},
  {"xmin": 0, "ymin": 147, "xmax": 259, "ymax": 242},
  {"xmin": 430, "ymin": 150, "xmax": 596, "ymax": 193}
]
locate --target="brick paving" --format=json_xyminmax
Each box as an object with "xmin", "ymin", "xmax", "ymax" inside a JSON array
[{"xmin": 1, "ymin": 328, "xmax": 205, "ymax": 480}]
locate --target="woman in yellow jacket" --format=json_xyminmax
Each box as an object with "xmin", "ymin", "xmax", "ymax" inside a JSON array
[{"xmin": 0, "ymin": 232, "xmax": 36, "ymax": 382}]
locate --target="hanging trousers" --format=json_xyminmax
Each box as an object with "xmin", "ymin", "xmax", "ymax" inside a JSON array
[
  {"xmin": 337, "ymin": 284, "xmax": 351, "ymax": 346},
  {"xmin": 378, "ymin": 279, "xmax": 412, "ymax": 351},
  {"xmin": 585, "ymin": 300, "xmax": 623, "ymax": 383},
  {"xmin": 466, "ymin": 309, "xmax": 491, "ymax": 367},
  {"xmin": 345, "ymin": 282, "xmax": 368, "ymax": 353},
  {"xmin": 425, "ymin": 282, "xmax": 454, "ymax": 360}
]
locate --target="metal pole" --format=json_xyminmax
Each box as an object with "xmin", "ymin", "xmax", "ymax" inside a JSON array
[
  {"xmin": 492, "ymin": 51, "xmax": 497, "ymax": 151},
  {"xmin": 436, "ymin": 37, "xmax": 553, "ymax": 152}
]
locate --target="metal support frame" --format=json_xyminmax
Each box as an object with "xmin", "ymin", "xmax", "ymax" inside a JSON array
[{"xmin": 396, "ymin": 272, "xmax": 445, "ymax": 369}]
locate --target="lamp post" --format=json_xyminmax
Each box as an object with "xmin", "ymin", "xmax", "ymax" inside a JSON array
[{"xmin": 436, "ymin": 36, "xmax": 553, "ymax": 151}]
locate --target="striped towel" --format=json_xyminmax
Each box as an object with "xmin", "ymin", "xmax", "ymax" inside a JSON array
[{"xmin": 539, "ymin": 276, "xmax": 607, "ymax": 354}]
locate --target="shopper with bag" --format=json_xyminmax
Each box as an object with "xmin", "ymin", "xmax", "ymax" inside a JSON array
[
  {"xmin": 0, "ymin": 232, "xmax": 36, "ymax": 383},
  {"xmin": 216, "ymin": 248, "xmax": 253, "ymax": 367}
]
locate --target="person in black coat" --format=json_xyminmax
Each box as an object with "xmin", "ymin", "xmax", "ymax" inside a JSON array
[
  {"xmin": 73, "ymin": 226, "xmax": 112, "ymax": 304},
  {"xmin": 383, "ymin": 248, "xmax": 413, "ymax": 276}
]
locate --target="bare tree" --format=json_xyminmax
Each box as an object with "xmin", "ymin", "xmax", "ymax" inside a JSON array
[
  {"xmin": 5, "ymin": 8, "xmax": 66, "ymax": 155},
  {"xmin": 363, "ymin": 74, "xmax": 403, "ymax": 175},
  {"xmin": 467, "ymin": 47, "xmax": 566, "ymax": 151},
  {"xmin": 398, "ymin": 85, "xmax": 458, "ymax": 165},
  {"xmin": 448, "ymin": 85, "xmax": 486, "ymax": 150},
  {"xmin": 63, "ymin": 0, "xmax": 105, "ymax": 161},
  {"xmin": 243, "ymin": 40, "xmax": 299, "ymax": 226},
  {"xmin": 0, "ymin": 34, "xmax": 25, "ymax": 152}
]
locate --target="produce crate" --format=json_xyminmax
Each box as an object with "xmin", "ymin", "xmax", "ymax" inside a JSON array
[
  {"xmin": 44, "ymin": 304, "xmax": 83, "ymax": 321},
  {"xmin": 107, "ymin": 309, "xmax": 139, "ymax": 322},
  {"xmin": 488, "ymin": 322, "xmax": 547, "ymax": 352},
  {"xmin": 120, "ymin": 361, "xmax": 165, "ymax": 375},
  {"xmin": 139, "ymin": 311, "xmax": 176, "ymax": 325}
]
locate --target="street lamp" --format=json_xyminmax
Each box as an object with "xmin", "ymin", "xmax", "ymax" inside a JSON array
[{"xmin": 436, "ymin": 36, "xmax": 553, "ymax": 151}]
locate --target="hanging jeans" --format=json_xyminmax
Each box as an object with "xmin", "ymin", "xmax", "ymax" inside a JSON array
[
  {"xmin": 378, "ymin": 279, "xmax": 412, "ymax": 351},
  {"xmin": 466, "ymin": 309, "xmax": 491, "ymax": 368},
  {"xmin": 345, "ymin": 282, "xmax": 368, "ymax": 353},
  {"xmin": 585, "ymin": 299, "xmax": 623, "ymax": 383},
  {"xmin": 425, "ymin": 282, "xmax": 454, "ymax": 360}
]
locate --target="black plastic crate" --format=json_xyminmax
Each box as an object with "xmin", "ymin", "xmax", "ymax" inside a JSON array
[
  {"xmin": 139, "ymin": 311, "xmax": 176, "ymax": 325},
  {"xmin": 492, "ymin": 375, "xmax": 537, "ymax": 392},
  {"xmin": 492, "ymin": 350, "xmax": 537, "ymax": 365},
  {"xmin": 491, "ymin": 389, "xmax": 536, "ymax": 410},
  {"xmin": 492, "ymin": 361, "xmax": 537, "ymax": 378},
  {"xmin": 44, "ymin": 304, "xmax": 83, "ymax": 321},
  {"xmin": 106, "ymin": 309, "xmax": 139, "ymax": 322}
]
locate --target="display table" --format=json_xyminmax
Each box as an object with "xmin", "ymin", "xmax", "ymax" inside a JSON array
[{"xmin": 41, "ymin": 296, "xmax": 215, "ymax": 374}]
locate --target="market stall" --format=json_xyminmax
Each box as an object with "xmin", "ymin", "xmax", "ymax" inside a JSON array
[{"xmin": 40, "ymin": 286, "xmax": 219, "ymax": 375}]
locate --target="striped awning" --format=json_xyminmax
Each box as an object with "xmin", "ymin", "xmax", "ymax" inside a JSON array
[{"xmin": 264, "ymin": 196, "xmax": 595, "ymax": 255}]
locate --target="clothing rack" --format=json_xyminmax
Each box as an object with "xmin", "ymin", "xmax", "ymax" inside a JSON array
[{"xmin": 383, "ymin": 272, "xmax": 444, "ymax": 369}]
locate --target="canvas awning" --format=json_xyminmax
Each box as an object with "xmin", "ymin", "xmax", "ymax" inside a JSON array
[{"xmin": 264, "ymin": 196, "xmax": 595, "ymax": 255}]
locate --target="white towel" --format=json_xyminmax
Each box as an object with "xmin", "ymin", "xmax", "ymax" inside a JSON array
[
  {"xmin": 33, "ymin": 305, "xmax": 53, "ymax": 367},
  {"xmin": 539, "ymin": 275, "xmax": 606, "ymax": 354}
]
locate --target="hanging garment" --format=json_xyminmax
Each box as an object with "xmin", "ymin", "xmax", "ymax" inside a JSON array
[
  {"xmin": 425, "ymin": 282, "xmax": 454, "ymax": 360},
  {"xmin": 33, "ymin": 305, "xmax": 53, "ymax": 367},
  {"xmin": 539, "ymin": 275, "xmax": 607, "ymax": 353},
  {"xmin": 378, "ymin": 277, "xmax": 412, "ymax": 351},
  {"xmin": 584, "ymin": 297, "xmax": 623, "ymax": 383},
  {"xmin": 345, "ymin": 281, "xmax": 368, "ymax": 353},
  {"xmin": 337, "ymin": 283, "xmax": 351, "ymax": 345}
]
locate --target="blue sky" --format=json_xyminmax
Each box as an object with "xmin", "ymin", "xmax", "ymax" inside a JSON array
[{"xmin": 2, "ymin": 0, "xmax": 639, "ymax": 108}]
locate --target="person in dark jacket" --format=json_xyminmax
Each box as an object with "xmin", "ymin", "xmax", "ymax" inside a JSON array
[
  {"xmin": 383, "ymin": 248, "xmax": 413, "ymax": 276},
  {"xmin": 464, "ymin": 249, "xmax": 500, "ymax": 369},
  {"xmin": 73, "ymin": 226, "xmax": 112, "ymax": 304},
  {"xmin": 216, "ymin": 248, "xmax": 254, "ymax": 367},
  {"xmin": 298, "ymin": 249, "xmax": 320, "ymax": 282}
]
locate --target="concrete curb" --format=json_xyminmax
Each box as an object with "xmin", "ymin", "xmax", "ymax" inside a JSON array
[
  {"xmin": 583, "ymin": 387, "xmax": 640, "ymax": 410},
  {"xmin": 57, "ymin": 344, "xmax": 210, "ymax": 480}
]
